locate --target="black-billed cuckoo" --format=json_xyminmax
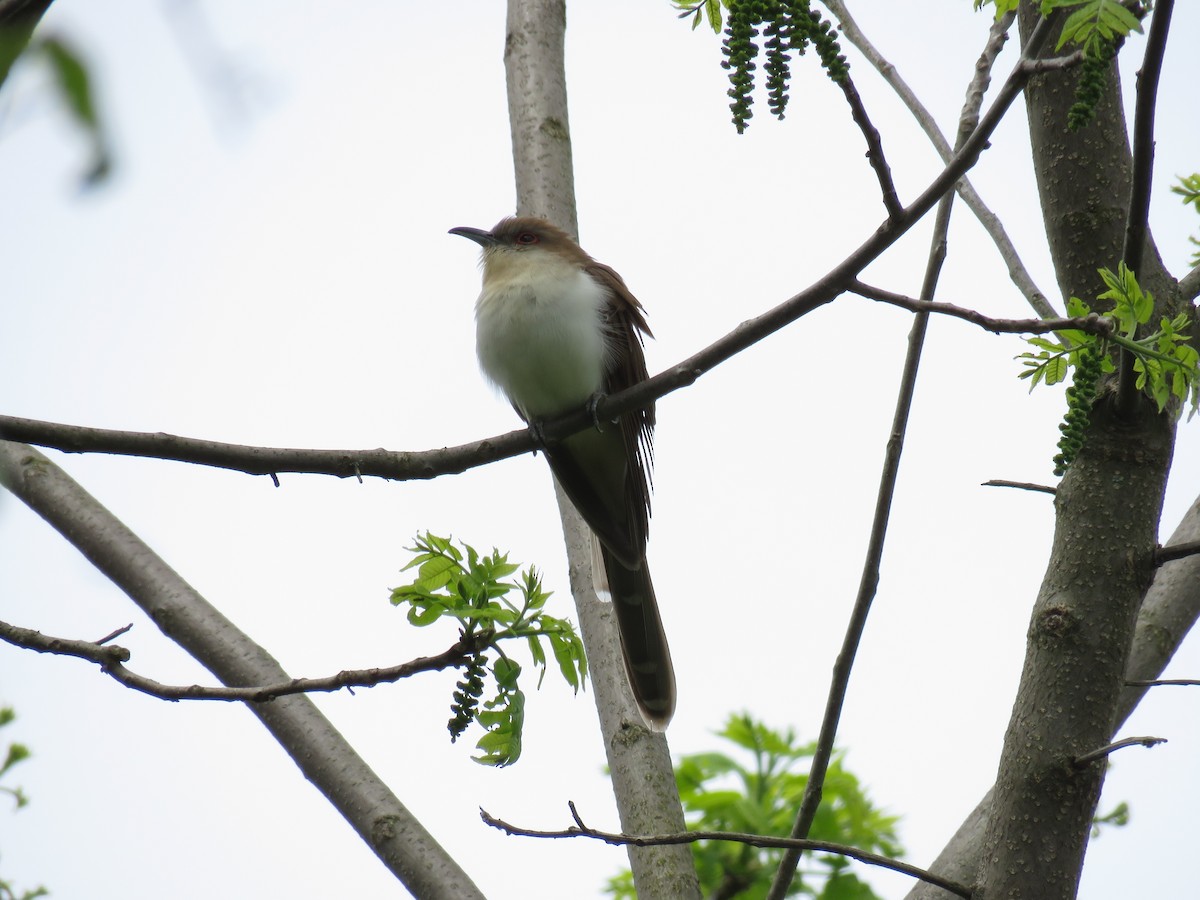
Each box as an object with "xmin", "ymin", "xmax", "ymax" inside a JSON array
[{"xmin": 450, "ymin": 217, "xmax": 675, "ymax": 729}]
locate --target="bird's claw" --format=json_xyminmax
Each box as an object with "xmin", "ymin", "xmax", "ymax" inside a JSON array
[
  {"xmin": 527, "ymin": 420, "xmax": 548, "ymax": 454},
  {"xmin": 586, "ymin": 392, "xmax": 608, "ymax": 432}
]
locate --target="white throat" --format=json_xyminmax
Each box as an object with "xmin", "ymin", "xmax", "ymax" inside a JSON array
[{"xmin": 475, "ymin": 250, "xmax": 612, "ymax": 419}]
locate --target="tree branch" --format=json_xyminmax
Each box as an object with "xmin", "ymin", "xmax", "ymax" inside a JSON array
[
  {"xmin": 478, "ymin": 805, "xmax": 971, "ymax": 899},
  {"xmin": 850, "ymin": 280, "xmax": 1115, "ymax": 336},
  {"xmin": 982, "ymin": 479, "xmax": 1057, "ymax": 495},
  {"xmin": 1179, "ymin": 263, "xmax": 1200, "ymax": 302},
  {"xmin": 823, "ymin": 1, "xmax": 1057, "ymax": 319},
  {"xmin": 0, "ymin": 414, "xmax": 536, "ymax": 481},
  {"xmin": 0, "ymin": 279, "xmax": 1118, "ymax": 482},
  {"xmin": 1125, "ymin": 678, "xmax": 1200, "ymax": 687},
  {"xmin": 1072, "ymin": 735, "xmax": 1166, "ymax": 767},
  {"xmin": 1116, "ymin": 0, "xmax": 1175, "ymax": 416},
  {"xmin": 768, "ymin": 18, "xmax": 1052, "ymax": 899},
  {"xmin": 1155, "ymin": 538, "xmax": 1200, "ymax": 565},
  {"xmin": 909, "ymin": 494, "xmax": 1200, "ymax": 899},
  {"xmin": 0, "ymin": 442, "xmax": 485, "ymax": 899},
  {"xmin": 0, "ymin": 617, "xmax": 473, "ymax": 702},
  {"xmin": 503, "ymin": 1, "xmax": 701, "ymax": 897},
  {"xmin": 1, "ymin": 11, "xmax": 1062, "ymax": 496},
  {"xmin": 834, "ymin": 70, "xmax": 903, "ymax": 220}
]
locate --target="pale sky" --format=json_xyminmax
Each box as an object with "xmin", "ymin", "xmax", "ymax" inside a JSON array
[{"xmin": 2, "ymin": 2, "xmax": 1198, "ymax": 898}]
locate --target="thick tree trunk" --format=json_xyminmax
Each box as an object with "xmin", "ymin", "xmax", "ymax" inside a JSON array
[{"xmin": 973, "ymin": 7, "xmax": 1181, "ymax": 898}]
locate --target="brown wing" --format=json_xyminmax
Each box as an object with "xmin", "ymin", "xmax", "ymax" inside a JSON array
[{"xmin": 583, "ymin": 261, "xmax": 655, "ymax": 546}]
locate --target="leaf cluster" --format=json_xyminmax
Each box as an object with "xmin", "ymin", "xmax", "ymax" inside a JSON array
[
  {"xmin": 606, "ymin": 714, "xmax": 901, "ymax": 899},
  {"xmin": 1091, "ymin": 800, "xmax": 1130, "ymax": 837},
  {"xmin": 973, "ymin": 1, "xmax": 1144, "ymax": 130},
  {"xmin": 1172, "ymin": 173, "xmax": 1200, "ymax": 267},
  {"xmin": 0, "ymin": 709, "xmax": 29, "ymax": 811},
  {"xmin": 973, "ymin": 0, "xmax": 1143, "ymax": 45},
  {"xmin": 1018, "ymin": 264, "xmax": 1199, "ymax": 473},
  {"xmin": 0, "ymin": 709, "xmax": 47, "ymax": 900},
  {"xmin": 390, "ymin": 533, "xmax": 587, "ymax": 767},
  {"xmin": 677, "ymin": 1, "xmax": 847, "ymax": 134}
]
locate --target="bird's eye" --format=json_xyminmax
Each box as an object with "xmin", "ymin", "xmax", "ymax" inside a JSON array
[{"xmin": 515, "ymin": 232, "xmax": 540, "ymax": 245}]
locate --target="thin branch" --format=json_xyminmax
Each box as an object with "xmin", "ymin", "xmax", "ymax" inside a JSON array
[
  {"xmin": 1, "ymin": 16, "xmax": 1057, "ymax": 488},
  {"xmin": 0, "ymin": 414, "xmax": 537, "ymax": 481},
  {"xmin": 0, "ymin": 287, "xmax": 1117, "ymax": 482},
  {"xmin": 834, "ymin": 72, "xmax": 903, "ymax": 220},
  {"xmin": 1126, "ymin": 679, "xmax": 1200, "ymax": 687},
  {"xmin": 823, "ymin": 1, "xmax": 1057, "ymax": 319},
  {"xmin": 768, "ymin": 18, "xmax": 1058, "ymax": 900},
  {"xmin": 1179, "ymin": 263, "xmax": 1200, "ymax": 302},
  {"xmin": 0, "ymin": 617, "xmax": 473, "ymax": 702},
  {"xmin": 478, "ymin": 806, "xmax": 972, "ymax": 899},
  {"xmin": 1156, "ymin": 538, "xmax": 1200, "ymax": 565},
  {"xmin": 94, "ymin": 622, "xmax": 133, "ymax": 644},
  {"xmin": 983, "ymin": 479, "xmax": 1058, "ymax": 495},
  {"xmin": 1023, "ymin": 51, "xmax": 1086, "ymax": 73},
  {"xmin": 851, "ymin": 280, "xmax": 1115, "ymax": 336},
  {"xmin": 1116, "ymin": 0, "xmax": 1175, "ymax": 416},
  {"xmin": 1073, "ymin": 735, "xmax": 1166, "ymax": 767}
]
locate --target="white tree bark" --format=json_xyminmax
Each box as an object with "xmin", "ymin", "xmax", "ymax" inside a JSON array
[
  {"xmin": 0, "ymin": 442, "xmax": 484, "ymax": 900},
  {"xmin": 502, "ymin": 2, "xmax": 700, "ymax": 897}
]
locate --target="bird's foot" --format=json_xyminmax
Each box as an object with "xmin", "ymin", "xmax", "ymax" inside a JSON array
[
  {"xmin": 527, "ymin": 420, "xmax": 548, "ymax": 454},
  {"xmin": 585, "ymin": 392, "xmax": 608, "ymax": 432}
]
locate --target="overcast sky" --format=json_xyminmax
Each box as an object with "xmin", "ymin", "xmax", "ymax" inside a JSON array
[{"xmin": 2, "ymin": 2, "xmax": 1198, "ymax": 898}]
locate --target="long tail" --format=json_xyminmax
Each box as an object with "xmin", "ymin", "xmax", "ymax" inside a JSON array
[{"xmin": 598, "ymin": 542, "xmax": 676, "ymax": 729}]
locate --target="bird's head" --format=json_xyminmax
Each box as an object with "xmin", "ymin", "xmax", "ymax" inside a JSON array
[{"xmin": 449, "ymin": 217, "xmax": 590, "ymax": 278}]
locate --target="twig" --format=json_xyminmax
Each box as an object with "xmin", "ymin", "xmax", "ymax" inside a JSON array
[
  {"xmin": 1126, "ymin": 679, "xmax": 1200, "ymax": 687},
  {"xmin": 478, "ymin": 805, "xmax": 972, "ymax": 898},
  {"xmin": 95, "ymin": 623, "xmax": 133, "ymax": 645},
  {"xmin": 1116, "ymin": 0, "xmax": 1175, "ymax": 417},
  {"xmin": 1073, "ymin": 735, "xmax": 1166, "ymax": 767},
  {"xmin": 982, "ymin": 479, "xmax": 1057, "ymax": 495},
  {"xmin": 851, "ymin": 280, "xmax": 1114, "ymax": 336},
  {"xmin": 0, "ymin": 617, "xmax": 473, "ymax": 702},
  {"xmin": 1155, "ymin": 539, "xmax": 1200, "ymax": 565},
  {"xmin": 834, "ymin": 73, "xmax": 903, "ymax": 220},
  {"xmin": 824, "ymin": 1, "xmax": 1057, "ymax": 319}
]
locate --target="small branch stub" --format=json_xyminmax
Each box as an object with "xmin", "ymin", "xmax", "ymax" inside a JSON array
[{"xmin": 1074, "ymin": 736, "xmax": 1166, "ymax": 768}]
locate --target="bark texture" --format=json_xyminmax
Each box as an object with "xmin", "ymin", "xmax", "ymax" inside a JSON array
[
  {"xmin": 0, "ymin": 443, "xmax": 484, "ymax": 900},
  {"xmin": 974, "ymin": 8, "xmax": 1181, "ymax": 898},
  {"xmin": 502, "ymin": 2, "xmax": 700, "ymax": 897}
]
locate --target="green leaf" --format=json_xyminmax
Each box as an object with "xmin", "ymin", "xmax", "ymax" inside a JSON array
[
  {"xmin": 1055, "ymin": 0, "xmax": 1142, "ymax": 51},
  {"xmin": 1044, "ymin": 355, "xmax": 1069, "ymax": 386},
  {"xmin": 1026, "ymin": 336, "xmax": 1063, "ymax": 353},
  {"xmin": 612, "ymin": 713, "xmax": 898, "ymax": 899},
  {"xmin": 390, "ymin": 533, "xmax": 590, "ymax": 765},
  {"xmin": 493, "ymin": 656, "xmax": 522, "ymax": 690},
  {"xmin": 406, "ymin": 601, "xmax": 447, "ymax": 627},
  {"xmin": 474, "ymin": 690, "xmax": 525, "ymax": 767}
]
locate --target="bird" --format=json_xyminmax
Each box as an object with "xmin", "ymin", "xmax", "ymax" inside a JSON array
[{"xmin": 450, "ymin": 216, "xmax": 675, "ymax": 729}]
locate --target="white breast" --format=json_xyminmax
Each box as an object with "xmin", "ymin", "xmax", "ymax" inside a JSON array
[{"xmin": 475, "ymin": 256, "xmax": 611, "ymax": 419}]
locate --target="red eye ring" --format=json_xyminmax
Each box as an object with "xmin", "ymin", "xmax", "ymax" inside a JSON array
[{"xmin": 515, "ymin": 232, "xmax": 540, "ymax": 245}]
